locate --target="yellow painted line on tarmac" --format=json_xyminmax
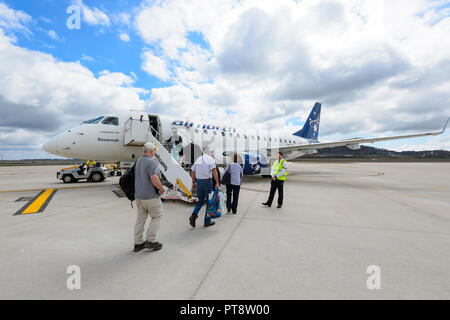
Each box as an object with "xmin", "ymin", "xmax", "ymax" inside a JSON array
[{"xmin": 14, "ymin": 189, "xmax": 58, "ymax": 215}]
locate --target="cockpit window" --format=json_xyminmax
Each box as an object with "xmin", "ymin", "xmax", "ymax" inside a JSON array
[
  {"xmin": 101, "ymin": 117, "xmax": 119, "ymax": 126},
  {"xmin": 82, "ymin": 116, "xmax": 104, "ymax": 125}
]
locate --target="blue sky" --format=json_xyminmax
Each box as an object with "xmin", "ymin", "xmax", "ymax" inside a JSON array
[
  {"xmin": 7, "ymin": 0, "xmax": 168, "ymax": 91},
  {"xmin": 0, "ymin": 0, "xmax": 449, "ymax": 159}
]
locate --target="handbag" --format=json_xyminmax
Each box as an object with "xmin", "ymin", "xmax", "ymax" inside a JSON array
[{"xmin": 221, "ymin": 166, "xmax": 231, "ymax": 185}]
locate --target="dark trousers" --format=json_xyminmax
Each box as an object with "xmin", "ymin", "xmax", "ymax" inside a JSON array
[
  {"xmin": 226, "ymin": 184, "xmax": 240, "ymax": 213},
  {"xmin": 267, "ymin": 179, "xmax": 284, "ymax": 206}
]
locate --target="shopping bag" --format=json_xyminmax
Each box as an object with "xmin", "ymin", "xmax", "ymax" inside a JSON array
[
  {"xmin": 206, "ymin": 188, "xmax": 221, "ymax": 219},
  {"xmin": 218, "ymin": 190, "xmax": 225, "ymax": 215}
]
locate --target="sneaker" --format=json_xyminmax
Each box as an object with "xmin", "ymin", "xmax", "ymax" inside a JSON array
[
  {"xmin": 277, "ymin": 205, "xmax": 282, "ymax": 209},
  {"xmin": 189, "ymin": 215, "xmax": 197, "ymax": 228},
  {"xmin": 133, "ymin": 243, "xmax": 146, "ymax": 252},
  {"xmin": 204, "ymin": 221, "xmax": 216, "ymax": 227},
  {"xmin": 227, "ymin": 208, "xmax": 231, "ymax": 214},
  {"xmin": 232, "ymin": 211, "xmax": 237, "ymax": 215},
  {"xmin": 144, "ymin": 241, "xmax": 163, "ymax": 251},
  {"xmin": 262, "ymin": 202, "xmax": 271, "ymax": 207}
]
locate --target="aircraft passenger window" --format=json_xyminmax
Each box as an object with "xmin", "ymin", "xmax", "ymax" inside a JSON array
[
  {"xmin": 221, "ymin": 132, "xmax": 225, "ymax": 136},
  {"xmin": 257, "ymin": 136, "xmax": 260, "ymax": 140},
  {"xmin": 269, "ymin": 137, "xmax": 272, "ymax": 142},
  {"xmin": 204, "ymin": 130, "xmax": 208, "ymax": 134},
  {"xmin": 101, "ymin": 117, "xmax": 119, "ymax": 125},
  {"xmin": 244, "ymin": 135, "xmax": 248, "ymax": 139},
  {"xmin": 82, "ymin": 116, "xmax": 104, "ymax": 124}
]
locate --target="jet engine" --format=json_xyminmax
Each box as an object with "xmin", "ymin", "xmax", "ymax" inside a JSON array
[{"xmin": 346, "ymin": 144, "xmax": 361, "ymax": 150}]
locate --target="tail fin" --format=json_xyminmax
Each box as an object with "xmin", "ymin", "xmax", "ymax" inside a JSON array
[{"xmin": 293, "ymin": 102, "xmax": 321, "ymax": 141}]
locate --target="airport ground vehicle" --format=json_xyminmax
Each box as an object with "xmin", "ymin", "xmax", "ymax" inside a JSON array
[
  {"xmin": 57, "ymin": 164, "xmax": 110, "ymax": 183},
  {"xmin": 104, "ymin": 163, "xmax": 122, "ymax": 176}
]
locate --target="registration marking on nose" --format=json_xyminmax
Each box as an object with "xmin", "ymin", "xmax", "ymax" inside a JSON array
[{"xmin": 14, "ymin": 189, "xmax": 58, "ymax": 215}]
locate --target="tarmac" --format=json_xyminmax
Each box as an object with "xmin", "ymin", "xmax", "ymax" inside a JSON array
[{"xmin": 0, "ymin": 162, "xmax": 449, "ymax": 299}]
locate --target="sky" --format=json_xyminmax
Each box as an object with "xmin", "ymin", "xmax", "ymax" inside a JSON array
[{"xmin": 0, "ymin": 0, "xmax": 449, "ymax": 160}]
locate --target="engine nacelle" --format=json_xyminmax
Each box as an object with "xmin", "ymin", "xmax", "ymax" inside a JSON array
[
  {"xmin": 239, "ymin": 152, "xmax": 268, "ymax": 175},
  {"xmin": 346, "ymin": 144, "xmax": 361, "ymax": 150}
]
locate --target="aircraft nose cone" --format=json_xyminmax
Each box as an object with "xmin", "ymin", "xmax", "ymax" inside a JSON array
[{"xmin": 42, "ymin": 138, "xmax": 58, "ymax": 155}]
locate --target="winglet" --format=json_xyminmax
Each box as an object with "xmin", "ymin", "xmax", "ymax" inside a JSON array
[{"xmin": 442, "ymin": 116, "xmax": 450, "ymax": 133}]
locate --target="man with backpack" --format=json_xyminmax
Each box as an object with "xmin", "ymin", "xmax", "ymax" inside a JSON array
[{"xmin": 133, "ymin": 142, "xmax": 165, "ymax": 252}]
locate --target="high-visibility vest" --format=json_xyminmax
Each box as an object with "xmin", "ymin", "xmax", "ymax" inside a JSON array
[
  {"xmin": 273, "ymin": 159, "xmax": 288, "ymax": 180},
  {"xmin": 86, "ymin": 160, "xmax": 96, "ymax": 167}
]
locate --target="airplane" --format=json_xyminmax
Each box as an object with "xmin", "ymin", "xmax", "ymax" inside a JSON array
[{"xmin": 42, "ymin": 102, "xmax": 449, "ymax": 177}]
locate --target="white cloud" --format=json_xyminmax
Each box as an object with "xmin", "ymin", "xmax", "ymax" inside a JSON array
[
  {"xmin": 0, "ymin": 2, "xmax": 33, "ymax": 37},
  {"xmin": 141, "ymin": 49, "xmax": 172, "ymax": 81},
  {"xmin": 119, "ymin": 32, "xmax": 130, "ymax": 42},
  {"xmin": 81, "ymin": 54, "xmax": 94, "ymax": 62},
  {"xmin": 113, "ymin": 12, "xmax": 131, "ymax": 26},
  {"xmin": 47, "ymin": 30, "xmax": 60, "ymax": 41},
  {"xmin": 98, "ymin": 70, "xmax": 135, "ymax": 87},
  {"xmin": 73, "ymin": 0, "xmax": 110, "ymax": 27}
]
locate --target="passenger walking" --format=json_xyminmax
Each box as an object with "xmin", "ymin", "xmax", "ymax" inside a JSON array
[
  {"xmin": 262, "ymin": 152, "xmax": 288, "ymax": 209},
  {"xmin": 133, "ymin": 142, "xmax": 166, "ymax": 252},
  {"xmin": 223, "ymin": 154, "xmax": 243, "ymax": 214},
  {"xmin": 189, "ymin": 147, "xmax": 220, "ymax": 228}
]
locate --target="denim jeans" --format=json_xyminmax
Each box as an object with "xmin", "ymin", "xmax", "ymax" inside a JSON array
[{"xmin": 192, "ymin": 179, "xmax": 213, "ymax": 225}]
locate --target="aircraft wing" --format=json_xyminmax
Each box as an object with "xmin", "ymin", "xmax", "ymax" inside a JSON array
[{"xmin": 272, "ymin": 116, "xmax": 449, "ymax": 153}]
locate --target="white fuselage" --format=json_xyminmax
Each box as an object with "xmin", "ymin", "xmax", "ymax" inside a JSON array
[{"xmin": 42, "ymin": 111, "xmax": 314, "ymax": 164}]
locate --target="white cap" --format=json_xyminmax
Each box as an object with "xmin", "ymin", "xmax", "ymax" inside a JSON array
[{"xmin": 143, "ymin": 142, "xmax": 156, "ymax": 152}]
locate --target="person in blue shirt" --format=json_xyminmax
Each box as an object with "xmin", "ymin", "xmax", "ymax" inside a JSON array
[{"xmin": 223, "ymin": 154, "xmax": 244, "ymax": 214}]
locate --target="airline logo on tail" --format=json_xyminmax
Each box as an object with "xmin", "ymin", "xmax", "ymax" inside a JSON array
[{"xmin": 293, "ymin": 102, "xmax": 322, "ymax": 141}]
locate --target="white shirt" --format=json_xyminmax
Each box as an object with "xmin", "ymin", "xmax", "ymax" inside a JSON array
[{"xmin": 192, "ymin": 154, "xmax": 216, "ymax": 179}]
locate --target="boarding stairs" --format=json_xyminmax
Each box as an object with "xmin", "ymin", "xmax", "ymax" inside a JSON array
[
  {"xmin": 147, "ymin": 128, "xmax": 196, "ymax": 202},
  {"xmin": 123, "ymin": 115, "xmax": 196, "ymax": 202}
]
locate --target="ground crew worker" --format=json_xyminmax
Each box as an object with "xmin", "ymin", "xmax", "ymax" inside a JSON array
[
  {"xmin": 262, "ymin": 152, "xmax": 288, "ymax": 209},
  {"xmin": 86, "ymin": 160, "xmax": 96, "ymax": 167}
]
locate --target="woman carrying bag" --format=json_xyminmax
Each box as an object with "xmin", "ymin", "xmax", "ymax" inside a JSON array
[{"xmin": 221, "ymin": 154, "xmax": 243, "ymax": 214}]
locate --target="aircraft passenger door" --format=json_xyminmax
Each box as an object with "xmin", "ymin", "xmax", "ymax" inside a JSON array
[
  {"xmin": 148, "ymin": 115, "xmax": 161, "ymax": 142},
  {"xmin": 123, "ymin": 111, "xmax": 150, "ymax": 146}
]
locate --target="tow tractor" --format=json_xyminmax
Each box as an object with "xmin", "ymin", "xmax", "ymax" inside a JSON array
[{"xmin": 57, "ymin": 162, "xmax": 110, "ymax": 183}]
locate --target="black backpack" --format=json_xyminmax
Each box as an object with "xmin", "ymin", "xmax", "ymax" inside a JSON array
[{"xmin": 119, "ymin": 164, "xmax": 136, "ymax": 206}]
